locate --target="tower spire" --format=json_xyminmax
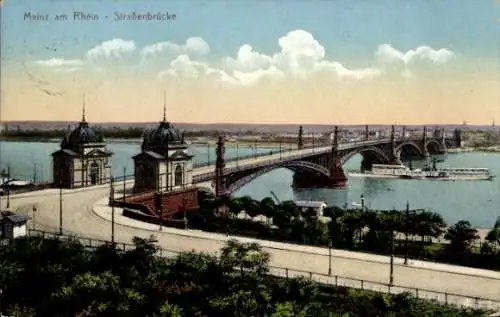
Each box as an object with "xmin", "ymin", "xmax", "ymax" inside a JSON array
[
  {"xmin": 82, "ymin": 93, "xmax": 86, "ymax": 122},
  {"xmin": 162, "ymin": 90, "xmax": 166, "ymax": 122}
]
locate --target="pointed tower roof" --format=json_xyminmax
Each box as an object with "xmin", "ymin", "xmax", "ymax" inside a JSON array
[
  {"xmin": 61, "ymin": 93, "xmax": 103, "ymax": 148},
  {"xmin": 141, "ymin": 90, "xmax": 186, "ymax": 152}
]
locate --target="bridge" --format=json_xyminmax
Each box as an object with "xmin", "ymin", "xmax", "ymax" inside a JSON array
[{"xmin": 190, "ymin": 125, "xmax": 457, "ymax": 196}]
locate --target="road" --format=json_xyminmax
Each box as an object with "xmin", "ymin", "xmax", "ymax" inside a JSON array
[{"xmin": 4, "ymin": 182, "xmax": 500, "ymax": 310}]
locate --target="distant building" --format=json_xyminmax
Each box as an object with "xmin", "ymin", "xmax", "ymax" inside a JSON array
[
  {"xmin": 51, "ymin": 107, "xmax": 113, "ymax": 188},
  {"xmin": 295, "ymin": 200, "xmax": 327, "ymax": 217},
  {"xmin": 0, "ymin": 212, "xmax": 27, "ymax": 239}
]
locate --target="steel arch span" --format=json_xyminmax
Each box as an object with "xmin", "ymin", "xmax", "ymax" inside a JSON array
[
  {"xmin": 426, "ymin": 139, "xmax": 446, "ymax": 153},
  {"xmin": 395, "ymin": 141, "xmax": 423, "ymax": 157},
  {"xmin": 341, "ymin": 146, "xmax": 392, "ymax": 165},
  {"xmin": 225, "ymin": 160, "xmax": 330, "ymax": 194}
]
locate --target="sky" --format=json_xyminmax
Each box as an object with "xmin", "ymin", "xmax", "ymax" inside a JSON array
[{"xmin": 1, "ymin": 0, "xmax": 499, "ymax": 124}]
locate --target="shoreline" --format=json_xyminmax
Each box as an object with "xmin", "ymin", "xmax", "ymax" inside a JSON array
[
  {"xmin": 3, "ymin": 137, "xmax": 500, "ymax": 152},
  {"xmin": 0, "ymin": 137, "xmax": 306, "ymax": 148}
]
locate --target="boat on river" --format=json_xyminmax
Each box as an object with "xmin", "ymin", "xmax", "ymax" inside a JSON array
[{"xmin": 348, "ymin": 162, "xmax": 494, "ymax": 181}]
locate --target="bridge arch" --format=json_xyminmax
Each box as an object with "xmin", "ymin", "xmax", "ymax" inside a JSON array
[
  {"xmin": 395, "ymin": 141, "xmax": 423, "ymax": 158},
  {"xmin": 226, "ymin": 160, "xmax": 330, "ymax": 194},
  {"xmin": 341, "ymin": 146, "xmax": 391, "ymax": 165},
  {"xmin": 426, "ymin": 139, "xmax": 446, "ymax": 154}
]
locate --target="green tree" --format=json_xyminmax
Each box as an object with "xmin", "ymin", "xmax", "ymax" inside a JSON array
[
  {"xmin": 154, "ymin": 302, "xmax": 183, "ymax": 317},
  {"xmin": 485, "ymin": 217, "xmax": 500, "ymax": 250},
  {"xmin": 444, "ymin": 220, "xmax": 479, "ymax": 255}
]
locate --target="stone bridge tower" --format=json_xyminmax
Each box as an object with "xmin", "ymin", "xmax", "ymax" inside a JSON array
[
  {"xmin": 390, "ymin": 125, "xmax": 402, "ymax": 165},
  {"xmin": 422, "ymin": 126, "xmax": 430, "ymax": 158},
  {"xmin": 329, "ymin": 126, "xmax": 347, "ymax": 187},
  {"xmin": 453, "ymin": 129, "xmax": 463, "ymax": 148},
  {"xmin": 215, "ymin": 136, "xmax": 226, "ymax": 197},
  {"xmin": 433, "ymin": 127, "xmax": 446, "ymax": 148},
  {"xmin": 298, "ymin": 125, "xmax": 304, "ymax": 150}
]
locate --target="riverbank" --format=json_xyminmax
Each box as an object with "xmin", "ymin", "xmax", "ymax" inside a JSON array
[
  {"xmin": 475, "ymin": 146, "xmax": 500, "ymax": 153},
  {"xmin": 0, "ymin": 136, "xmax": 304, "ymax": 148}
]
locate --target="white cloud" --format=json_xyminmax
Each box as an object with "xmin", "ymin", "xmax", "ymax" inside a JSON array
[
  {"xmin": 315, "ymin": 61, "xmax": 383, "ymax": 80},
  {"xmin": 32, "ymin": 58, "xmax": 84, "ymax": 67},
  {"xmin": 140, "ymin": 37, "xmax": 210, "ymax": 58},
  {"xmin": 30, "ymin": 31, "xmax": 457, "ymax": 86},
  {"xmin": 86, "ymin": 38, "xmax": 136, "ymax": 60},
  {"xmin": 158, "ymin": 54, "xmax": 237, "ymax": 85},
  {"xmin": 376, "ymin": 44, "xmax": 454, "ymax": 65},
  {"xmin": 233, "ymin": 66, "xmax": 285, "ymax": 86},
  {"xmin": 54, "ymin": 67, "xmax": 83, "ymax": 73},
  {"xmin": 161, "ymin": 29, "xmax": 382, "ymax": 86}
]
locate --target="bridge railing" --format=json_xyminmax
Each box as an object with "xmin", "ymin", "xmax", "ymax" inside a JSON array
[
  {"xmin": 192, "ymin": 139, "xmax": 395, "ymax": 183},
  {"xmin": 192, "ymin": 144, "xmax": 321, "ymax": 169},
  {"xmin": 192, "ymin": 137, "xmax": 416, "ymax": 170},
  {"xmin": 8, "ymin": 229, "xmax": 499, "ymax": 311},
  {"xmin": 192, "ymin": 149, "xmax": 326, "ymax": 183}
]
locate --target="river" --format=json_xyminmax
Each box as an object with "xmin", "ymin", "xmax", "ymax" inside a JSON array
[{"xmin": 1, "ymin": 140, "xmax": 499, "ymax": 228}]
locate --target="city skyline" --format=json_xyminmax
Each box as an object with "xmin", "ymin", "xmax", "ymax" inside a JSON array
[{"xmin": 1, "ymin": 0, "xmax": 499, "ymax": 124}]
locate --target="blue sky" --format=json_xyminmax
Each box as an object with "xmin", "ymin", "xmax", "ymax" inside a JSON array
[
  {"xmin": 1, "ymin": 0, "xmax": 499, "ymax": 124},
  {"xmin": 3, "ymin": 0, "xmax": 499, "ymax": 63}
]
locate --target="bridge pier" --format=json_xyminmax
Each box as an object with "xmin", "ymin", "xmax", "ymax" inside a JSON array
[
  {"xmin": 329, "ymin": 126, "xmax": 347, "ymax": 188},
  {"xmin": 214, "ymin": 136, "xmax": 227, "ymax": 197},
  {"xmin": 422, "ymin": 126, "xmax": 431, "ymax": 159},
  {"xmin": 298, "ymin": 125, "xmax": 304, "ymax": 150},
  {"xmin": 292, "ymin": 125, "xmax": 347, "ymax": 189},
  {"xmin": 390, "ymin": 124, "xmax": 403, "ymax": 165}
]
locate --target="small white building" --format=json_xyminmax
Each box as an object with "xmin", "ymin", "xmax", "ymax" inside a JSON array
[
  {"xmin": 295, "ymin": 200, "xmax": 328, "ymax": 217},
  {"xmin": 0, "ymin": 212, "xmax": 28, "ymax": 239}
]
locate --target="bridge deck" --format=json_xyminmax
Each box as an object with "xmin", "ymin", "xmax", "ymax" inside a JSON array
[{"xmin": 191, "ymin": 139, "xmax": 395, "ymax": 183}]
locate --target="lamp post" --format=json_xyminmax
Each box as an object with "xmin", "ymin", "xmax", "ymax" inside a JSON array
[
  {"xmin": 253, "ymin": 139, "xmax": 257, "ymax": 159},
  {"xmin": 32, "ymin": 205, "xmax": 37, "ymax": 231},
  {"xmin": 207, "ymin": 142, "xmax": 210, "ymax": 165},
  {"xmin": 122, "ymin": 167, "xmax": 126, "ymax": 203},
  {"xmin": 59, "ymin": 180, "xmax": 63, "ymax": 235},
  {"xmin": 389, "ymin": 228, "xmax": 395, "ymax": 285},
  {"xmin": 6, "ymin": 187, "xmax": 9, "ymax": 209},
  {"xmin": 404, "ymin": 201, "xmax": 409, "ymax": 265},
  {"xmin": 183, "ymin": 197, "xmax": 188, "ymax": 229},
  {"xmin": 6, "ymin": 165, "xmax": 11, "ymax": 209},
  {"xmin": 158, "ymin": 178, "xmax": 163, "ymax": 231},
  {"xmin": 279, "ymin": 138, "xmax": 282, "ymax": 160},
  {"xmin": 236, "ymin": 142, "xmax": 239, "ymax": 167},
  {"xmin": 110, "ymin": 176, "xmax": 115, "ymax": 244},
  {"xmin": 328, "ymin": 240, "xmax": 333, "ymax": 276},
  {"xmin": 33, "ymin": 162, "xmax": 37, "ymax": 184}
]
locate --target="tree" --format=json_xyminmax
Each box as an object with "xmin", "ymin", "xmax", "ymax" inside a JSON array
[
  {"xmin": 485, "ymin": 217, "xmax": 500, "ymax": 251},
  {"xmin": 414, "ymin": 210, "xmax": 446, "ymax": 245},
  {"xmin": 0, "ymin": 235, "xmax": 490, "ymax": 316},
  {"xmin": 50, "ymin": 271, "xmax": 145, "ymax": 316},
  {"xmin": 259, "ymin": 197, "xmax": 277, "ymax": 221},
  {"xmin": 444, "ymin": 221, "xmax": 479, "ymax": 255},
  {"xmin": 271, "ymin": 302, "xmax": 307, "ymax": 317},
  {"xmin": 154, "ymin": 302, "xmax": 183, "ymax": 317},
  {"xmin": 339, "ymin": 210, "xmax": 364, "ymax": 249}
]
